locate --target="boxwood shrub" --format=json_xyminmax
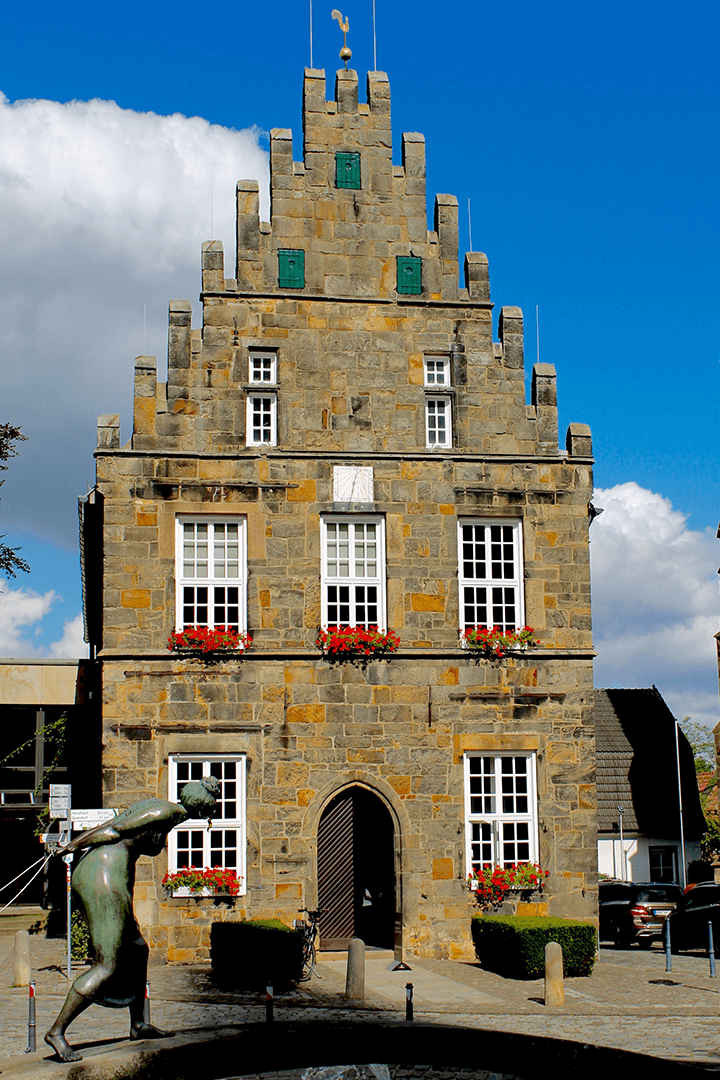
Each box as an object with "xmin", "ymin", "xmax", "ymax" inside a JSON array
[
  {"xmin": 211, "ymin": 918, "xmax": 303, "ymax": 990},
  {"xmin": 471, "ymin": 915, "xmax": 597, "ymax": 979}
]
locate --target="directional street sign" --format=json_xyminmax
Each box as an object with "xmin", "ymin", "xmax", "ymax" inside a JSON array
[{"xmin": 71, "ymin": 809, "xmax": 118, "ymax": 830}]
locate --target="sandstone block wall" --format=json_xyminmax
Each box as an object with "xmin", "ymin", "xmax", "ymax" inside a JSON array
[{"xmin": 90, "ymin": 65, "xmax": 598, "ymax": 962}]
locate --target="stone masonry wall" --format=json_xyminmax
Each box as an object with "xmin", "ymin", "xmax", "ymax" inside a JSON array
[{"xmin": 93, "ymin": 65, "xmax": 597, "ymax": 962}]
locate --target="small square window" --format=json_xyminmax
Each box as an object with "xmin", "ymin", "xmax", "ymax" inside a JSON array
[
  {"xmin": 425, "ymin": 396, "xmax": 452, "ymax": 448},
  {"xmin": 246, "ymin": 394, "xmax": 277, "ymax": 446},
  {"xmin": 335, "ymin": 152, "xmax": 361, "ymax": 189},
  {"xmin": 424, "ymin": 356, "xmax": 450, "ymax": 386},
  {"xmin": 249, "ymin": 352, "xmax": 277, "ymax": 384},
  {"xmin": 278, "ymin": 249, "xmax": 305, "ymax": 288},
  {"xmin": 397, "ymin": 256, "xmax": 422, "ymax": 295}
]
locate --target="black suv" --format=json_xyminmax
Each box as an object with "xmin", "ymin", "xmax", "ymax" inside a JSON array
[
  {"xmin": 668, "ymin": 882, "xmax": 720, "ymax": 952},
  {"xmin": 599, "ymin": 879, "xmax": 684, "ymax": 947}
]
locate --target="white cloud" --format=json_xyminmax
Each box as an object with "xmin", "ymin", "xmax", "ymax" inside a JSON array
[
  {"xmin": 0, "ymin": 92, "xmax": 269, "ymax": 545},
  {"xmin": 590, "ymin": 482, "xmax": 720, "ymax": 727},
  {"xmin": 0, "ymin": 585, "xmax": 56, "ymax": 655},
  {"xmin": 48, "ymin": 614, "xmax": 87, "ymax": 659}
]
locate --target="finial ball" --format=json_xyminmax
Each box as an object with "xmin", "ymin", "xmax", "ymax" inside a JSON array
[{"xmin": 340, "ymin": 46, "xmax": 352, "ymax": 61}]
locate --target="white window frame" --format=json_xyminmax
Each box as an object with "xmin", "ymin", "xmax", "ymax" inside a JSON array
[
  {"xmin": 457, "ymin": 518, "xmax": 524, "ymax": 633},
  {"xmin": 320, "ymin": 516, "xmax": 386, "ymax": 630},
  {"xmin": 424, "ymin": 355, "xmax": 450, "ymax": 387},
  {"xmin": 425, "ymin": 395, "xmax": 452, "ymax": 448},
  {"xmin": 175, "ymin": 516, "xmax": 247, "ymax": 632},
  {"xmin": 248, "ymin": 350, "xmax": 277, "ymax": 384},
  {"xmin": 246, "ymin": 392, "xmax": 277, "ymax": 447},
  {"xmin": 464, "ymin": 752, "xmax": 538, "ymax": 873},
  {"xmin": 167, "ymin": 754, "xmax": 246, "ymax": 894}
]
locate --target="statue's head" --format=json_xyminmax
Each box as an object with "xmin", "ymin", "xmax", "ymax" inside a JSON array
[{"xmin": 179, "ymin": 776, "xmax": 221, "ymax": 817}]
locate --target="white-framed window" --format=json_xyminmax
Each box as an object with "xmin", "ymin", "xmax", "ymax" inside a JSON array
[
  {"xmin": 424, "ymin": 355, "xmax": 450, "ymax": 386},
  {"xmin": 321, "ymin": 516, "xmax": 386, "ymax": 630},
  {"xmin": 426, "ymin": 396, "xmax": 452, "ymax": 447},
  {"xmin": 246, "ymin": 393, "xmax": 277, "ymax": 446},
  {"xmin": 458, "ymin": 519, "xmax": 524, "ymax": 632},
  {"xmin": 168, "ymin": 755, "xmax": 246, "ymax": 892},
  {"xmin": 249, "ymin": 351, "xmax": 277, "ymax": 384},
  {"xmin": 175, "ymin": 516, "xmax": 247, "ymax": 631},
  {"xmin": 464, "ymin": 752, "xmax": 538, "ymax": 872}
]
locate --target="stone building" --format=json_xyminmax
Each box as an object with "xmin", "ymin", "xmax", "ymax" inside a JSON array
[{"xmin": 84, "ymin": 65, "xmax": 597, "ymax": 963}]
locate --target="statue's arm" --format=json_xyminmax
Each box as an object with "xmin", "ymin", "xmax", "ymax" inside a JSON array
[{"xmin": 62, "ymin": 802, "xmax": 184, "ymax": 853}]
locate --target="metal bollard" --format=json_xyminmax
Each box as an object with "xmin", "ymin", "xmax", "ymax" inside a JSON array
[
  {"xmin": 265, "ymin": 980, "xmax": 273, "ymax": 1023},
  {"xmin": 26, "ymin": 981, "xmax": 36, "ymax": 1053},
  {"xmin": 709, "ymin": 921, "xmax": 717, "ymax": 979},
  {"xmin": 664, "ymin": 916, "xmax": 672, "ymax": 972},
  {"xmin": 143, "ymin": 981, "xmax": 150, "ymax": 1023},
  {"xmin": 405, "ymin": 982, "xmax": 413, "ymax": 1021}
]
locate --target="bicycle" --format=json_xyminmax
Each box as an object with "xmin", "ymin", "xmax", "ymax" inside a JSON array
[{"xmin": 294, "ymin": 908, "xmax": 325, "ymax": 980}]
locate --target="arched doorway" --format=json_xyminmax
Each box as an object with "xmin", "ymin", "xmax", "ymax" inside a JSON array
[{"xmin": 317, "ymin": 786, "xmax": 396, "ymax": 950}]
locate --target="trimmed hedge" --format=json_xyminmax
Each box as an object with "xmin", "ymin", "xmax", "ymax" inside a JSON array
[
  {"xmin": 211, "ymin": 919, "xmax": 303, "ymax": 991},
  {"xmin": 471, "ymin": 915, "xmax": 597, "ymax": 979}
]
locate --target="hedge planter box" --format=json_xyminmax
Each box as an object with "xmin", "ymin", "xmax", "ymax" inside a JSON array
[
  {"xmin": 471, "ymin": 915, "xmax": 597, "ymax": 979},
  {"xmin": 211, "ymin": 919, "xmax": 303, "ymax": 991}
]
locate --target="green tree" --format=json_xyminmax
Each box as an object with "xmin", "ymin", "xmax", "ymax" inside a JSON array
[
  {"xmin": 680, "ymin": 717, "xmax": 720, "ymax": 860},
  {"xmin": 0, "ymin": 423, "xmax": 30, "ymax": 578}
]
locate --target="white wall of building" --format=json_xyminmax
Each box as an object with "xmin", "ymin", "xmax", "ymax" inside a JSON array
[{"xmin": 598, "ymin": 837, "xmax": 702, "ymax": 883}]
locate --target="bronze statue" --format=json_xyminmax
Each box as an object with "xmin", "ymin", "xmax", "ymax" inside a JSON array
[{"xmin": 44, "ymin": 777, "xmax": 220, "ymax": 1062}]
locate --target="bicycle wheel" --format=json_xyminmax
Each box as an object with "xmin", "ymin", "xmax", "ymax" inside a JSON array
[{"xmin": 300, "ymin": 938, "xmax": 316, "ymax": 981}]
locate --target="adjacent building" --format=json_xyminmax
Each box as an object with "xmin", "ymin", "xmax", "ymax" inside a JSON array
[
  {"xmin": 595, "ymin": 687, "xmax": 704, "ymax": 883},
  {"xmin": 83, "ymin": 65, "xmax": 598, "ymax": 962}
]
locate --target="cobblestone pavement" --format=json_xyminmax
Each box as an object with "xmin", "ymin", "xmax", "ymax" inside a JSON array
[{"xmin": 0, "ymin": 933, "xmax": 718, "ymax": 1074}]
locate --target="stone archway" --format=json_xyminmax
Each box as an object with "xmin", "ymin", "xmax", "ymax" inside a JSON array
[{"xmin": 317, "ymin": 785, "xmax": 396, "ymax": 950}]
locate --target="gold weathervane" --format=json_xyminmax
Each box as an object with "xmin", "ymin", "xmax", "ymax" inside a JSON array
[{"xmin": 331, "ymin": 10, "xmax": 351, "ymax": 68}]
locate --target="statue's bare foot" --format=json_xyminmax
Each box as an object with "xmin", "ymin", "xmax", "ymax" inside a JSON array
[
  {"xmin": 44, "ymin": 1031, "xmax": 82, "ymax": 1062},
  {"xmin": 130, "ymin": 1022, "xmax": 172, "ymax": 1041}
]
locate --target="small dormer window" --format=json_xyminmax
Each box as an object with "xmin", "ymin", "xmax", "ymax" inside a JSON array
[
  {"xmin": 397, "ymin": 256, "xmax": 422, "ymax": 295},
  {"xmin": 278, "ymin": 249, "xmax": 305, "ymax": 289},
  {"xmin": 335, "ymin": 152, "xmax": 361, "ymax": 189}
]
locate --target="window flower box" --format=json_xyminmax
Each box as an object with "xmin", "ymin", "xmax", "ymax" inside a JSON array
[
  {"xmin": 468, "ymin": 862, "xmax": 549, "ymax": 911},
  {"xmin": 162, "ymin": 867, "xmax": 242, "ymax": 897},
  {"xmin": 167, "ymin": 627, "xmax": 252, "ymax": 655},
  {"xmin": 461, "ymin": 626, "xmax": 538, "ymax": 659},
  {"xmin": 315, "ymin": 625, "xmax": 400, "ymax": 662}
]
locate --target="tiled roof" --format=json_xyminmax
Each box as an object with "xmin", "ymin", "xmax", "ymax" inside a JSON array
[{"xmin": 594, "ymin": 688, "xmax": 705, "ymax": 840}]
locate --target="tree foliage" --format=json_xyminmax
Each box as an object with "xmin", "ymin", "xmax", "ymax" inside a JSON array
[
  {"xmin": 680, "ymin": 717, "xmax": 720, "ymax": 860},
  {"xmin": 0, "ymin": 423, "xmax": 30, "ymax": 578}
]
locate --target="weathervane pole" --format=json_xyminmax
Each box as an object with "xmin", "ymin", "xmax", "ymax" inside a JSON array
[
  {"xmin": 373, "ymin": 0, "xmax": 377, "ymax": 70},
  {"xmin": 309, "ymin": 0, "xmax": 313, "ymax": 69}
]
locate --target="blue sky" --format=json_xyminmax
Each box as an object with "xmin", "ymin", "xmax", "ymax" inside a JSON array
[{"xmin": 1, "ymin": 0, "xmax": 719, "ymax": 724}]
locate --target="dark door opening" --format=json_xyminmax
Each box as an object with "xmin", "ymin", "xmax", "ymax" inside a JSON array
[{"xmin": 317, "ymin": 786, "xmax": 395, "ymax": 950}]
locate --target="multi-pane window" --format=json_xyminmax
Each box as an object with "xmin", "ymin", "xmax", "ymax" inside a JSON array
[
  {"xmin": 175, "ymin": 517, "xmax": 246, "ymax": 632},
  {"xmin": 464, "ymin": 753, "xmax": 538, "ymax": 872},
  {"xmin": 249, "ymin": 351, "xmax": 277, "ymax": 384},
  {"xmin": 426, "ymin": 397, "xmax": 451, "ymax": 447},
  {"xmin": 167, "ymin": 755, "xmax": 246, "ymax": 892},
  {"xmin": 321, "ymin": 517, "xmax": 386, "ymax": 630},
  {"xmin": 246, "ymin": 393, "xmax": 277, "ymax": 446},
  {"xmin": 649, "ymin": 846, "xmax": 677, "ymax": 883},
  {"xmin": 424, "ymin": 356, "xmax": 450, "ymax": 386},
  {"xmin": 458, "ymin": 519, "xmax": 523, "ymax": 632}
]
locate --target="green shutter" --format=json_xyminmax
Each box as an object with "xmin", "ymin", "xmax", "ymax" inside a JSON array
[
  {"xmin": 396, "ymin": 256, "xmax": 422, "ymax": 295},
  {"xmin": 278, "ymin": 249, "xmax": 305, "ymax": 289},
  {"xmin": 335, "ymin": 152, "xmax": 361, "ymax": 190}
]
